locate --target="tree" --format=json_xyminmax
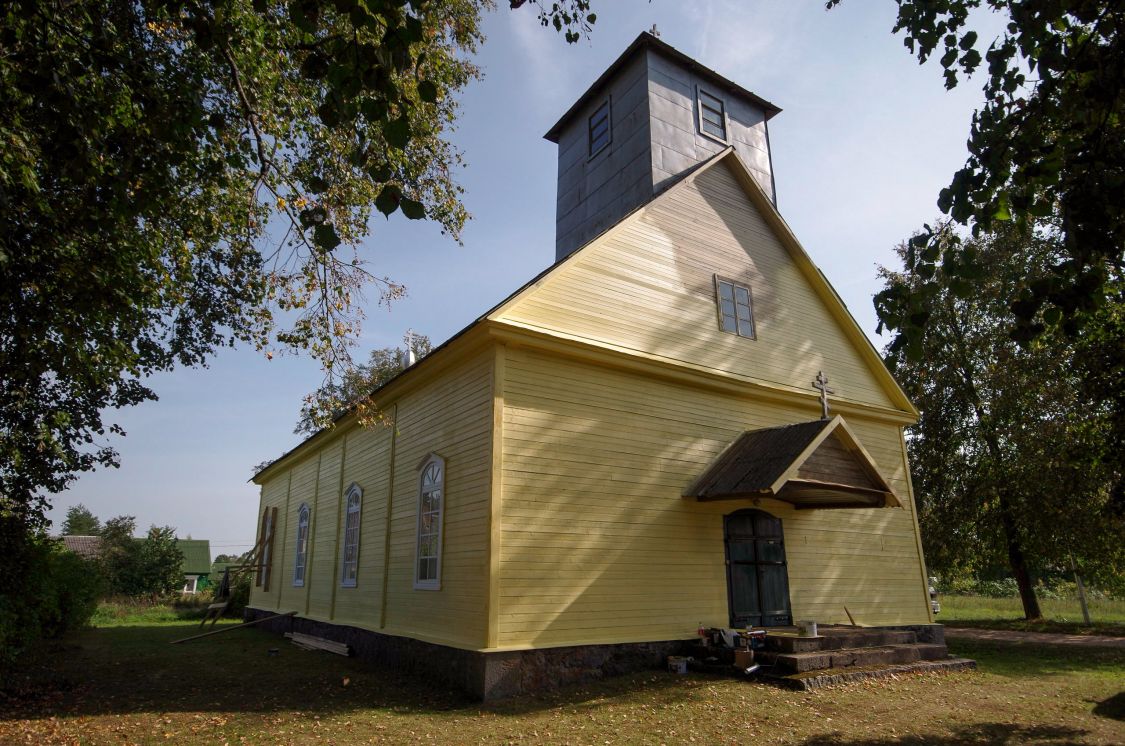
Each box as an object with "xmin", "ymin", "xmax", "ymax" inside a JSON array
[
  {"xmin": 828, "ymin": 1, "xmax": 1125, "ymax": 352},
  {"xmin": 98, "ymin": 515, "xmax": 186, "ymax": 596},
  {"xmin": 99, "ymin": 515, "xmax": 142, "ymax": 595},
  {"xmin": 60, "ymin": 504, "xmax": 101, "ymax": 536},
  {"xmin": 294, "ymin": 331, "xmax": 432, "ymax": 434},
  {"xmin": 880, "ymin": 221, "xmax": 1125, "ymax": 618},
  {"xmin": 134, "ymin": 526, "xmax": 186, "ymax": 597},
  {"xmin": 0, "ymin": 0, "xmax": 596, "ymax": 543}
]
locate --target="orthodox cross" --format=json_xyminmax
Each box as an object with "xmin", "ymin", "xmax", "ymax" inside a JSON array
[
  {"xmin": 812, "ymin": 371, "xmax": 834, "ymax": 420},
  {"xmin": 650, "ymin": 24, "xmax": 661, "ymax": 38}
]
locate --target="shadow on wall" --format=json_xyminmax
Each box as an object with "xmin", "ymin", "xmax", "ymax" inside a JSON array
[{"xmin": 500, "ymin": 343, "xmax": 909, "ymax": 648}]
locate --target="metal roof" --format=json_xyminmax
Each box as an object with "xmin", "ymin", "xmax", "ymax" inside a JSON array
[
  {"xmin": 59, "ymin": 535, "xmax": 102, "ymax": 560},
  {"xmin": 544, "ymin": 31, "xmax": 781, "ymax": 143},
  {"xmin": 178, "ymin": 539, "xmax": 212, "ymax": 574}
]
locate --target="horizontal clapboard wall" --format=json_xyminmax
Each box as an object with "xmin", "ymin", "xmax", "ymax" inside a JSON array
[{"xmin": 497, "ymin": 345, "xmax": 929, "ymax": 649}]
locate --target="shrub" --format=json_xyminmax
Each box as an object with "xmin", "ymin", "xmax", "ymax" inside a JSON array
[{"xmin": 0, "ymin": 524, "xmax": 101, "ymax": 668}]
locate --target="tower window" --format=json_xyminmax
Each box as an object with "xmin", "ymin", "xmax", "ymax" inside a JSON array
[
  {"xmin": 588, "ymin": 99, "xmax": 611, "ymax": 156},
  {"xmin": 715, "ymin": 276, "xmax": 755, "ymax": 339},
  {"xmin": 698, "ymin": 89, "xmax": 727, "ymax": 141}
]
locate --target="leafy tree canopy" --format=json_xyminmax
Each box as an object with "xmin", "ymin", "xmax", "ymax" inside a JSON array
[
  {"xmin": 98, "ymin": 515, "xmax": 186, "ymax": 596},
  {"xmin": 60, "ymin": 503, "xmax": 102, "ymax": 536},
  {"xmin": 828, "ymin": 1, "xmax": 1125, "ymax": 355},
  {"xmin": 881, "ymin": 219, "xmax": 1125, "ymax": 617},
  {"xmin": 294, "ymin": 331, "xmax": 432, "ymax": 434},
  {"xmin": 0, "ymin": 0, "xmax": 596, "ymax": 533}
]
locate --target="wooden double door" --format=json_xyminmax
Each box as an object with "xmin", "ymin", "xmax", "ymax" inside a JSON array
[{"xmin": 724, "ymin": 510, "xmax": 792, "ymax": 627}]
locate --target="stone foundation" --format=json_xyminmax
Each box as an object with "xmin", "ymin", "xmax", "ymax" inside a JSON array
[{"xmin": 243, "ymin": 608, "xmax": 692, "ymax": 700}]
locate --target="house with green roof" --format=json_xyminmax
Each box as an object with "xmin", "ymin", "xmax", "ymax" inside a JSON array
[{"xmin": 179, "ymin": 539, "xmax": 212, "ymax": 594}]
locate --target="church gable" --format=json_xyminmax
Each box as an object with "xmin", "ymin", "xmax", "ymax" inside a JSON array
[{"xmin": 492, "ymin": 152, "xmax": 908, "ymax": 413}]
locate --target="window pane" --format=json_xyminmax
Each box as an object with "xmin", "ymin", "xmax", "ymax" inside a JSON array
[
  {"xmin": 703, "ymin": 120, "xmax": 725, "ymax": 139},
  {"xmin": 720, "ymin": 314, "xmax": 737, "ymax": 333},
  {"xmin": 702, "ymin": 108, "xmax": 723, "ymax": 126},
  {"xmin": 734, "ymin": 286, "xmax": 750, "ymax": 305},
  {"xmin": 718, "ymin": 281, "xmax": 734, "ymax": 301},
  {"xmin": 699, "ymin": 91, "xmax": 723, "ymax": 112},
  {"xmin": 738, "ymin": 318, "xmax": 755, "ymax": 337},
  {"xmin": 720, "ymin": 299, "xmax": 736, "ymax": 317},
  {"xmin": 589, "ymin": 101, "xmax": 610, "ymax": 154}
]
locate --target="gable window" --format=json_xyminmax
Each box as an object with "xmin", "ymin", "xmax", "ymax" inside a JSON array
[
  {"xmin": 715, "ymin": 276, "xmax": 756, "ymax": 339},
  {"xmin": 339, "ymin": 484, "xmax": 362, "ymax": 587},
  {"xmin": 414, "ymin": 454, "xmax": 445, "ymax": 590},
  {"xmin": 698, "ymin": 89, "xmax": 727, "ymax": 141},
  {"xmin": 293, "ymin": 503, "xmax": 310, "ymax": 587},
  {"xmin": 588, "ymin": 99, "xmax": 611, "ymax": 157}
]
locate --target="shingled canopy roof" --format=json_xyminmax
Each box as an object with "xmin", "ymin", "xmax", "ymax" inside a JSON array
[{"xmin": 683, "ymin": 416, "xmax": 901, "ymax": 509}]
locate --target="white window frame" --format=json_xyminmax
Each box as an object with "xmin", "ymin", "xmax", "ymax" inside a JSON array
[
  {"xmin": 714, "ymin": 274, "xmax": 756, "ymax": 339},
  {"xmin": 588, "ymin": 97, "xmax": 611, "ymax": 159},
  {"xmin": 697, "ymin": 86, "xmax": 729, "ymax": 144},
  {"xmin": 338, "ymin": 484, "xmax": 362, "ymax": 588},
  {"xmin": 293, "ymin": 502, "xmax": 311, "ymax": 587},
  {"xmin": 182, "ymin": 575, "xmax": 198, "ymax": 595},
  {"xmin": 413, "ymin": 453, "xmax": 445, "ymax": 591}
]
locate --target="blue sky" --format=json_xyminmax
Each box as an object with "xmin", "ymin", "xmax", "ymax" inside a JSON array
[{"xmin": 48, "ymin": 1, "xmax": 1003, "ymax": 554}]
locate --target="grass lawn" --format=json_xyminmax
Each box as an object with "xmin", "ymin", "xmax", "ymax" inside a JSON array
[
  {"xmin": 1, "ymin": 606, "xmax": 1123, "ymax": 744},
  {"xmin": 940, "ymin": 594, "xmax": 1125, "ymax": 637}
]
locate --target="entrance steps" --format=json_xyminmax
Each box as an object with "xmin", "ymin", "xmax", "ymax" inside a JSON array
[{"xmin": 689, "ymin": 625, "xmax": 976, "ymax": 690}]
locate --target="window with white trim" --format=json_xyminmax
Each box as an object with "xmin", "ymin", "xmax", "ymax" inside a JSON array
[
  {"xmin": 715, "ymin": 276, "xmax": 756, "ymax": 339},
  {"xmin": 588, "ymin": 99, "xmax": 610, "ymax": 156},
  {"xmin": 414, "ymin": 454, "xmax": 445, "ymax": 590},
  {"xmin": 339, "ymin": 484, "xmax": 362, "ymax": 587},
  {"xmin": 698, "ymin": 89, "xmax": 727, "ymax": 141},
  {"xmin": 293, "ymin": 503, "xmax": 310, "ymax": 587}
]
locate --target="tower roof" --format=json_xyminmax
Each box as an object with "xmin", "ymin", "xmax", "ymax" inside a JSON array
[{"xmin": 544, "ymin": 31, "xmax": 781, "ymax": 143}]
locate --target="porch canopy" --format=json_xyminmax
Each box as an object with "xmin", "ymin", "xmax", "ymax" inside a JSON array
[{"xmin": 683, "ymin": 415, "xmax": 901, "ymax": 509}]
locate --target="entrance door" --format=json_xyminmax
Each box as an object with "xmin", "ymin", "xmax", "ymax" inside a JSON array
[{"xmin": 724, "ymin": 510, "xmax": 792, "ymax": 627}]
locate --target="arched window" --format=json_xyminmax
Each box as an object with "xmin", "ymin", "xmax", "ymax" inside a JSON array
[
  {"xmin": 414, "ymin": 454, "xmax": 445, "ymax": 590},
  {"xmin": 339, "ymin": 484, "xmax": 362, "ymax": 587},
  {"xmin": 292, "ymin": 503, "xmax": 311, "ymax": 587}
]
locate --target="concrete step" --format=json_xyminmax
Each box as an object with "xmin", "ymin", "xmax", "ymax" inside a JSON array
[
  {"xmin": 762, "ymin": 657, "xmax": 976, "ymax": 691},
  {"xmin": 764, "ymin": 628, "xmax": 918, "ymax": 653},
  {"xmin": 768, "ymin": 642, "xmax": 948, "ymax": 674}
]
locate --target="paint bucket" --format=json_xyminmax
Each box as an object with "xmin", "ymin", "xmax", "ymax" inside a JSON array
[
  {"xmin": 667, "ymin": 656, "xmax": 690, "ymax": 674},
  {"xmin": 797, "ymin": 620, "xmax": 818, "ymax": 637}
]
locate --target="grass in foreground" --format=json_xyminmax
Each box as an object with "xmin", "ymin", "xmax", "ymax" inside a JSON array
[
  {"xmin": 1, "ymin": 609, "xmax": 1123, "ymax": 745},
  {"xmin": 940, "ymin": 594, "xmax": 1125, "ymax": 637}
]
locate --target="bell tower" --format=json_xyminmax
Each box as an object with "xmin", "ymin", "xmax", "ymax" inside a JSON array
[{"xmin": 545, "ymin": 32, "xmax": 781, "ymax": 261}]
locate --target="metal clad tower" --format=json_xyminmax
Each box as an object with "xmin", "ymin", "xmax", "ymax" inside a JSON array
[{"xmin": 545, "ymin": 32, "xmax": 781, "ymax": 261}]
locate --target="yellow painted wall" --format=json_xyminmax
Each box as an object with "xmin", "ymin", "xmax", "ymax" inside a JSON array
[
  {"xmin": 249, "ymin": 345, "xmax": 495, "ymax": 650},
  {"xmin": 496, "ymin": 345, "xmax": 930, "ymax": 649},
  {"xmin": 494, "ymin": 159, "xmax": 895, "ymax": 411}
]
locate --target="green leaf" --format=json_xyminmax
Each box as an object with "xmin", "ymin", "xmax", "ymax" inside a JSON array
[
  {"xmin": 312, "ymin": 224, "xmax": 341, "ymax": 252},
  {"xmin": 366, "ymin": 163, "xmax": 393, "ymax": 183},
  {"xmin": 399, "ymin": 197, "xmax": 425, "ymax": 220},
  {"xmin": 375, "ymin": 184, "xmax": 402, "ymax": 216},
  {"xmin": 417, "ymin": 80, "xmax": 438, "ymax": 103},
  {"xmin": 384, "ymin": 116, "xmax": 410, "ymax": 150}
]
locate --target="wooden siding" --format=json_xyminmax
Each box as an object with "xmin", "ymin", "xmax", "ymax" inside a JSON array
[
  {"xmin": 249, "ymin": 346, "xmax": 495, "ymax": 650},
  {"xmin": 494, "ymin": 159, "xmax": 895, "ymax": 411},
  {"xmin": 497, "ymin": 346, "xmax": 930, "ymax": 649},
  {"xmin": 248, "ymin": 475, "xmax": 289, "ymax": 610}
]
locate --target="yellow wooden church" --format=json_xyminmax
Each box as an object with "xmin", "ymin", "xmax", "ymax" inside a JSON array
[{"xmin": 246, "ymin": 32, "xmax": 939, "ymax": 698}]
